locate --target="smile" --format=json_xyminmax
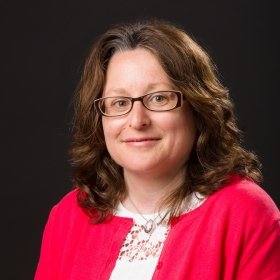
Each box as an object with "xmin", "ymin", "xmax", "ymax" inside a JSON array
[
  {"xmin": 123, "ymin": 137, "xmax": 160, "ymax": 143},
  {"xmin": 121, "ymin": 137, "xmax": 161, "ymax": 147}
]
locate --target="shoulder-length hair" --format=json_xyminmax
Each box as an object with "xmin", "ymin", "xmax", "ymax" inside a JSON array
[{"xmin": 70, "ymin": 19, "xmax": 262, "ymax": 222}]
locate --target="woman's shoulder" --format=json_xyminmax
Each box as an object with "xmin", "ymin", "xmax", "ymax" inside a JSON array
[
  {"xmin": 208, "ymin": 176, "xmax": 280, "ymax": 222},
  {"xmin": 54, "ymin": 188, "xmax": 79, "ymax": 209},
  {"xmin": 218, "ymin": 177, "xmax": 277, "ymax": 205},
  {"xmin": 49, "ymin": 188, "xmax": 88, "ymax": 222}
]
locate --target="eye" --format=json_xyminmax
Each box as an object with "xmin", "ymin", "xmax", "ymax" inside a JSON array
[
  {"xmin": 149, "ymin": 92, "xmax": 169, "ymax": 105},
  {"xmin": 153, "ymin": 95, "xmax": 167, "ymax": 102},
  {"xmin": 110, "ymin": 98, "xmax": 130, "ymax": 109}
]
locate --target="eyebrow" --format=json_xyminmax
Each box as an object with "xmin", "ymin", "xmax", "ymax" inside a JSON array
[{"xmin": 103, "ymin": 82, "xmax": 174, "ymax": 97}]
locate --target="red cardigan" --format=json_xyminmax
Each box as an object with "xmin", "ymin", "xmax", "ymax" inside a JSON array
[{"xmin": 35, "ymin": 178, "xmax": 280, "ymax": 279}]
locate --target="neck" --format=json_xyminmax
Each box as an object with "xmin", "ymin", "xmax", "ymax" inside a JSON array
[{"xmin": 122, "ymin": 168, "xmax": 185, "ymax": 214}]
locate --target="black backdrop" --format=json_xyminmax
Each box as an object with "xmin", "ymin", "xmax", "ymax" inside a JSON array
[{"xmin": 1, "ymin": 1, "xmax": 279, "ymax": 279}]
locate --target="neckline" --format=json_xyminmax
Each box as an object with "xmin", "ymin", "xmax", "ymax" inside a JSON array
[
  {"xmin": 117, "ymin": 202, "xmax": 160, "ymax": 219},
  {"xmin": 116, "ymin": 192, "xmax": 207, "ymax": 219}
]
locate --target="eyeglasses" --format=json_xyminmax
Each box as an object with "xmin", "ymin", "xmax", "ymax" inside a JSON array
[{"xmin": 94, "ymin": 90, "xmax": 183, "ymax": 117}]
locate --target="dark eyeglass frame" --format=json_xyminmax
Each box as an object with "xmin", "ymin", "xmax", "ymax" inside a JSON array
[{"xmin": 94, "ymin": 90, "xmax": 184, "ymax": 117}]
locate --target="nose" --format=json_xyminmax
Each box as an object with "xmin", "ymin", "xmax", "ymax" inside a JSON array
[{"xmin": 128, "ymin": 100, "xmax": 151, "ymax": 129}]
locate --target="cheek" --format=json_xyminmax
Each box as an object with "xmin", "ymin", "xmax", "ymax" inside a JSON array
[
  {"xmin": 102, "ymin": 119, "xmax": 114, "ymax": 144},
  {"xmin": 102, "ymin": 118, "xmax": 123, "ymax": 144},
  {"xmin": 102, "ymin": 120, "xmax": 117, "ymax": 160},
  {"xmin": 173, "ymin": 110, "xmax": 197, "ymax": 152}
]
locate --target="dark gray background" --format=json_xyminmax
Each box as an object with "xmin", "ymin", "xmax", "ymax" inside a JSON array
[{"xmin": 1, "ymin": 0, "xmax": 279, "ymax": 279}]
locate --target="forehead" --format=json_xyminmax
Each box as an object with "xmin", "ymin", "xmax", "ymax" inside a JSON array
[{"xmin": 103, "ymin": 48, "xmax": 172, "ymax": 97}]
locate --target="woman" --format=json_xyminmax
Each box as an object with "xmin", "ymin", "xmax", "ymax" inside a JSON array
[{"xmin": 35, "ymin": 19, "xmax": 280, "ymax": 279}]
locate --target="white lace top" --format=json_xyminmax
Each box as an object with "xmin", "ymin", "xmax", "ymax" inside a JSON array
[{"xmin": 109, "ymin": 192, "xmax": 206, "ymax": 280}]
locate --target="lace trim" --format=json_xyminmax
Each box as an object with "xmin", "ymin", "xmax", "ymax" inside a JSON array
[
  {"xmin": 117, "ymin": 192, "xmax": 206, "ymax": 262},
  {"xmin": 118, "ymin": 221, "xmax": 169, "ymax": 262}
]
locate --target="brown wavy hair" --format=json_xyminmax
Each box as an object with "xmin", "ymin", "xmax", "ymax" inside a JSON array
[{"xmin": 70, "ymin": 19, "xmax": 262, "ymax": 222}]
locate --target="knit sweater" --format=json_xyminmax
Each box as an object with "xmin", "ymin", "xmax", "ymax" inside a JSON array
[{"xmin": 35, "ymin": 178, "xmax": 280, "ymax": 279}]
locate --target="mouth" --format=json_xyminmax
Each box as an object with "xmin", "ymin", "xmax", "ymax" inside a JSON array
[{"xmin": 122, "ymin": 137, "xmax": 161, "ymax": 143}]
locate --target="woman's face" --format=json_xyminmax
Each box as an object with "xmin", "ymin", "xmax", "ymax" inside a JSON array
[{"xmin": 102, "ymin": 48, "xmax": 196, "ymax": 179}]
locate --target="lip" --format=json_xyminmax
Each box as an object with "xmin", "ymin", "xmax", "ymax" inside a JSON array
[
  {"xmin": 122, "ymin": 137, "xmax": 161, "ymax": 143},
  {"xmin": 121, "ymin": 137, "xmax": 161, "ymax": 147}
]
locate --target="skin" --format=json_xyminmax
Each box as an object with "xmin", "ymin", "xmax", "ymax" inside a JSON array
[{"xmin": 102, "ymin": 48, "xmax": 196, "ymax": 213}]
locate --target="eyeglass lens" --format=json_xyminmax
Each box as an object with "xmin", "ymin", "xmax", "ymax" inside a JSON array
[{"xmin": 97, "ymin": 91, "xmax": 181, "ymax": 116}]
